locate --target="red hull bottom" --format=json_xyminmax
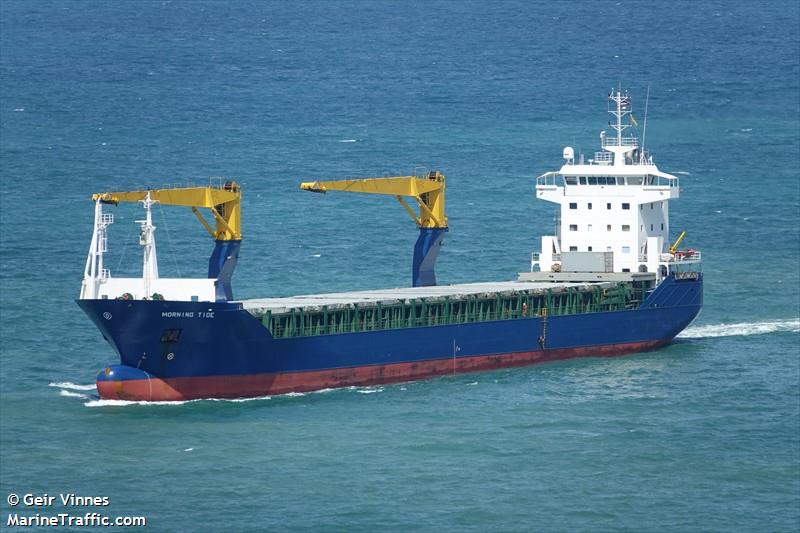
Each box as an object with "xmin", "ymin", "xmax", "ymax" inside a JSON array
[{"xmin": 97, "ymin": 340, "xmax": 670, "ymax": 401}]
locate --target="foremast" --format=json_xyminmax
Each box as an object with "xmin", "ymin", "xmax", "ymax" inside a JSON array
[
  {"xmin": 138, "ymin": 192, "xmax": 159, "ymax": 298},
  {"xmin": 80, "ymin": 199, "xmax": 114, "ymax": 300},
  {"xmin": 79, "ymin": 182, "xmax": 243, "ymax": 302}
]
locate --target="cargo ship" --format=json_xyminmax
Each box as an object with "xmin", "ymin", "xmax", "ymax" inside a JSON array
[{"xmin": 78, "ymin": 90, "xmax": 703, "ymax": 401}]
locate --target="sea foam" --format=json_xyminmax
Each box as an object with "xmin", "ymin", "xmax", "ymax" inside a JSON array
[
  {"xmin": 84, "ymin": 399, "xmax": 190, "ymax": 408},
  {"xmin": 49, "ymin": 382, "xmax": 97, "ymax": 391},
  {"xmin": 678, "ymin": 319, "xmax": 799, "ymax": 339},
  {"xmin": 59, "ymin": 390, "xmax": 90, "ymax": 399}
]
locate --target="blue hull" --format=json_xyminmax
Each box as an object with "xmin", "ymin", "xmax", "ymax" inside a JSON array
[{"xmin": 79, "ymin": 274, "xmax": 702, "ymax": 400}]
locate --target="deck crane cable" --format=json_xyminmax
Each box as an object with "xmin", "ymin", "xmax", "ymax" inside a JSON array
[
  {"xmin": 114, "ymin": 211, "xmax": 136, "ymax": 274},
  {"xmin": 92, "ymin": 182, "xmax": 243, "ymax": 241},
  {"xmin": 157, "ymin": 201, "xmax": 182, "ymax": 277}
]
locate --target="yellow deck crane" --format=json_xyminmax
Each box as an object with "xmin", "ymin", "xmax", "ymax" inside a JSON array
[
  {"xmin": 300, "ymin": 171, "xmax": 448, "ymax": 287},
  {"xmin": 669, "ymin": 230, "xmax": 686, "ymax": 254},
  {"xmin": 92, "ymin": 182, "xmax": 243, "ymax": 300}
]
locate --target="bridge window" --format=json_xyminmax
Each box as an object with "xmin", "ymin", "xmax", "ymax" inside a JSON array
[
  {"xmin": 579, "ymin": 177, "xmax": 587, "ymax": 185},
  {"xmin": 622, "ymin": 203, "xmax": 630, "ymax": 210},
  {"xmin": 565, "ymin": 177, "xmax": 577, "ymax": 185},
  {"xmin": 569, "ymin": 202, "xmax": 577, "ymax": 209},
  {"xmin": 588, "ymin": 177, "xmax": 598, "ymax": 185}
]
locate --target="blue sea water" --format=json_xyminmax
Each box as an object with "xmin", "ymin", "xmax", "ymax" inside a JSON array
[{"xmin": 1, "ymin": 0, "xmax": 799, "ymax": 531}]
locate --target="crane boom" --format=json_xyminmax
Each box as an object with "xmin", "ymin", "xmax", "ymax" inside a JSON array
[
  {"xmin": 300, "ymin": 171, "xmax": 448, "ymax": 287},
  {"xmin": 669, "ymin": 230, "xmax": 686, "ymax": 253},
  {"xmin": 92, "ymin": 183, "xmax": 242, "ymax": 240},
  {"xmin": 300, "ymin": 172, "xmax": 447, "ymax": 229},
  {"xmin": 91, "ymin": 182, "xmax": 243, "ymax": 300}
]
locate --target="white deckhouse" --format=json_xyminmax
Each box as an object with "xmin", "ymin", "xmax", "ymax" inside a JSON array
[{"xmin": 530, "ymin": 90, "xmax": 699, "ymax": 282}]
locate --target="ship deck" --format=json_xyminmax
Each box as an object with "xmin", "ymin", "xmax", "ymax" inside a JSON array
[{"xmin": 238, "ymin": 279, "xmax": 621, "ymax": 314}]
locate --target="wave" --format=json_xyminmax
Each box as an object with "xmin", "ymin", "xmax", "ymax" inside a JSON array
[
  {"xmin": 225, "ymin": 395, "xmax": 273, "ymax": 402},
  {"xmin": 84, "ymin": 399, "xmax": 190, "ymax": 407},
  {"xmin": 49, "ymin": 382, "xmax": 97, "ymax": 391},
  {"xmin": 71, "ymin": 372, "xmax": 489, "ymax": 407},
  {"xmin": 59, "ymin": 390, "xmax": 90, "ymax": 399},
  {"xmin": 678, "ymin": 319, "xmax": 799, "ymax": 339},
  {"xmin": 83, "ymin": 393, "xmax": 278, "ymax": 407}
]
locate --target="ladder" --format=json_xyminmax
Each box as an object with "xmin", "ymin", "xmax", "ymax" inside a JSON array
[{"xmin": 540, "ymin": 308, "xmax": 548, "ymax": 349}]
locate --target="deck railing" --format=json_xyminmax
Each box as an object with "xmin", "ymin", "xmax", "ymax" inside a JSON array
[
  {"xmin": 602, "ymin": 137, "xmax": 638, "ymax": 148},
  {"xmin": 593, "ymin": 151, "xmax": 613, "ymax": 163},
  {"xmin": 671, "ymin": 250, "xmax": 702, "ymax": 263},
  {"xmin": 531, "ymin": 252, "xmax": 560, "ymax": 265}
]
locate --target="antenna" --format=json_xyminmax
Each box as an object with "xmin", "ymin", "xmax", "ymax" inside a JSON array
[
  {"xmin": 607, "ymin": 87, "xmax": 632, "ymax": 147},
  {"xmin": 640, "ymin": 83, "xmax": 651, "ymax": 163}
]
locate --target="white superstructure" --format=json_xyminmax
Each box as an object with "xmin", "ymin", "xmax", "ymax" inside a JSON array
[
  {"xmin": 531, "ymin": 89, "xmax": 700, "ymax": 281},
  {"xmin": 79, "ymin": 192, "xmax": 217, "ymax": 302}
]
